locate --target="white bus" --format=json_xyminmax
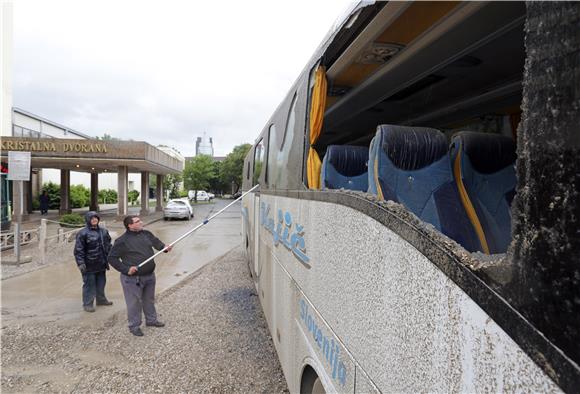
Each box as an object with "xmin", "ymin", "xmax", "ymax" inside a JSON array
[{"xmin": 242, "ymin": 2, "xmax": 579, "ymax": 392}]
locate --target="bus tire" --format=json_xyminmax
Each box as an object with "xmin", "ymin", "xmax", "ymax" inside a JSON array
[{"xmin": 301, "ymin": 366, "xmax": 325, "ymax": 394}]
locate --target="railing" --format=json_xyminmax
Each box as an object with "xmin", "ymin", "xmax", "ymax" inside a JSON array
[
  {"xmin": 1, "ymin": 219, "xmax": 101, "ymax": 264},
  {"xmin": 0, "ymin": 227, "xmax": 40, "ymax": 251}
]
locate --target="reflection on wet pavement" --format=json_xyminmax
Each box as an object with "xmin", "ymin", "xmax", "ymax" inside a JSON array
[{"xmin": 1, "ymin": 199, "xmax": 242, "ymax": 327}]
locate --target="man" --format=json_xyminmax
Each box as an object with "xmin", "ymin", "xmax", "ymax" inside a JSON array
[
  {"xmin": 74, "ymin": 211, "xmax": 113, "ymax": 312},
  {"xmin": 108, "ymin": 215, "xmax": 172, "ymax": 336}
]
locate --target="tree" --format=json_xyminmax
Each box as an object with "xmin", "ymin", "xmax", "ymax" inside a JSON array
[
  {"xmin": 220, "ymin": 144, "xmax": 251, "ymax": 194},
  {"xmin": 70, "ymin": 185, "xmax": 90, "ymax": 208},
  {"xmin": 209, "ymin": 160, "xmax": 227, "ymax": 195},
  {"xmin": 163, "ymin": 173, "xmax": 183, "ymax": 199},
  {"xmin": 96, "ymin": 133, "xmax": 119, "ymax": 141},
  {"xmin": 183, "ymin": 155, "xmax": 216, "ymax": 201},
  {"xmin": 41, "ymin": 182, "xmax": 60, "ymax": 209},
  {"xmin": 98, "ymin": 189, "xmax": 118, "ymax": 204},
  {"xmin": 128, "ymin": 190, "xmax": 140, "ymax": 206}
]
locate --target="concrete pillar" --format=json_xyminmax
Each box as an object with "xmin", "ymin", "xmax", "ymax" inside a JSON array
[
  {"xmin": 156, "ymin": 174, "xmax": 164, "ymax": 212},
  {"xmin": 31, "ymin": 170, "xmax": 42, "ymax": 210},
  {"xmin": 12, "ymin": 181, "xmax": 29, "ymax": 222},
  {"xmin": 140, "ymin": 171, "xmax": 150, "ymax": 216},
  {"xmin": 25, "ymin": 179, "xmax": 32, "ymax": 213},
  {"xmin": 117, "ymin": 166, "xmax": 128, "ymax": 217},
  {"xmin": 90, "ymin": 172, "xmax": 99, "ymax": 212},
  {"xmin": 59, "ymin": 169, "xmax": 71, "ymax": 215}
]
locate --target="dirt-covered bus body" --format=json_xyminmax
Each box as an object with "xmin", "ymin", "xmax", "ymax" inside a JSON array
[{"xmin": 242, "ymin": 2, "xmax": 579, "ymax": 393}]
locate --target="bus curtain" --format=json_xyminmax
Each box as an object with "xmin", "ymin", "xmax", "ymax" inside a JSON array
[{"xmin": 307, "ymin": 65, "xmax": 327, "ymax": 189}]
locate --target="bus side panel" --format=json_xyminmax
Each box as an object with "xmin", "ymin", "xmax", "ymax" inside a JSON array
[{"xmin": 262, "ymin": 195, "xmax": 560, "ymax": 393}]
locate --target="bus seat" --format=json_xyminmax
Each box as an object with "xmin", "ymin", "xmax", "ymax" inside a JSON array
[
  {"xmin": 450, "ymin": 132, "xmax": 517, "ymax": 254},
  {"xmin": 368, "ymin": 124, "xmax": 482, "ymax": 252},
  {"xmin": 320, "ymin": 145, "xmax": 369, "ymax": 191}
]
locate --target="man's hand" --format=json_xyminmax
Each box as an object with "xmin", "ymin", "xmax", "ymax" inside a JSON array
[
  {"xmin": 128, "ymin": 266, "xmax": 138, "ymax": 276},
  {"xmin": 78, "ymin": 263, "xmax": 87, "ymax": 274},
  {"xmin": 164, "ymin": 244, "xmax": 173, "ymax": 252}
]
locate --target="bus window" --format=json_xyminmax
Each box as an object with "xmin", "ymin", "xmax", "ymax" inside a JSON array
[
  {"xmin": 274, "ymin": 93, "xmax": 298, "ymax": 187},
  {"xmin": 253, "ymin": 139, "xmax": 265, "ymax": 186}
]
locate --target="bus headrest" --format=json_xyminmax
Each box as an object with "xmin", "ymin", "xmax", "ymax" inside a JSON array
[
  {"xmin": 378, "ymin": 125, "xmax": 448, "ymax": 171},
  {"xmin": 451, "ymin": 132, "xmax": 516, "ymax": 173},
  {"xmin": 324, "ymin": 145, "xmax": 369, "ymax": 177}
]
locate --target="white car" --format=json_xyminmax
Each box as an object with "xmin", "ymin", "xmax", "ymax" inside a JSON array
[
  {"xmin": 188, "ymin": 190, "xmax": 210, "ymax": 201},
  {"xmin": 163, "ymin": 199, "xmax": 194, "ymax": 220},
  {"xmin": 207, "ymin": 192, "xmax": 215, "ymax": 200}
]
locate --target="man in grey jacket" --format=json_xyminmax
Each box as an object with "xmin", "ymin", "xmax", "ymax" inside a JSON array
[{"xmin": 108, "ymin": 215, "xmax": 173, "ymax": 336}]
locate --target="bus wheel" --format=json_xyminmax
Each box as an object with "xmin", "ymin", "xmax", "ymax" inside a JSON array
[{"xmin": 301, "ymin": 366, "xmax": 325, "ymax": 394}]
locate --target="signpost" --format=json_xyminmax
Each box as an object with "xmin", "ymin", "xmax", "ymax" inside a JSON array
[{"xmin": 7, "ymin": 151, "xmax": 31, "ymax": 265}]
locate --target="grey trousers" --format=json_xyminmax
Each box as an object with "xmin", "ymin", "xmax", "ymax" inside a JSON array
[{"xmin": 120, "ymin": 273, "xmax": 158, "ymax": 330}]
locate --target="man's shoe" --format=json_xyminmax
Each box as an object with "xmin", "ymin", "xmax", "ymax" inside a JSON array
[
  {"xmin": 146, "ymin": 321, "xmax": 165, "ymax": 327},
  {"xmin": 130, "ymin": 328, "xmax": 144, "ymax": 336},
  {"xmin": 96, "ymin": 300, "xmax": 113, "ymax": 306},
  {"xmin": 83, "ymin": 305, "xmax": 95, "ymax": 313}
]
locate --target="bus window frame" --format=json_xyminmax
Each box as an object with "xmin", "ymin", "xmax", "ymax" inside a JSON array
[{"xmin": 253, "ymin": 138, "xmax": 265, "ymax": 186}]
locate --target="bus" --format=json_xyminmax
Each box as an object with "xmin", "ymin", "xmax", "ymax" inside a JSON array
[{"xmin": 241, "ymin": 2, "xmax": 579, "ymax": 392}]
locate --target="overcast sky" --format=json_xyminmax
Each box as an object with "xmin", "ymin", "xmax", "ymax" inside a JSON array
[{"xmin": 12, "ymin": 0, "xmax": 354, "ymax": 157}]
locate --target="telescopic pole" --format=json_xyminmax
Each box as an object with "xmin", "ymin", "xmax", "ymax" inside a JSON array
[{"xmin": 137, "ymin": 184, "xmax": 259, "ymax": 268}]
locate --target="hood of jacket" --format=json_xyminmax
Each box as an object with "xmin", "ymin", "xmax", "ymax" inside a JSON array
[{"xmin": 85, "ymin": 211, "xmax": 100, "ymax": 228}]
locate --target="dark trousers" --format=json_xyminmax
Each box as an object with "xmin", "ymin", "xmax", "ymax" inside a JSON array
[
  {"xmin": 120, "ymin": 273, "xmax": 157, "ymax": 330},
  {"xmin": 82, "ymin": 271, "xmax": 107, "ymax": 306}
]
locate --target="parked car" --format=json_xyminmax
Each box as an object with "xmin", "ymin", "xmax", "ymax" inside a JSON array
[
  {"xmin": 232, "ymin": 191, "xmax": 242, "ymax": 199},
  {"xmin": 188, "ymin": 190, "xmax": 210, "ymax": 201},
  {"xmin": 207, "ymin": 192, "xmax": 215, "ymax": 200},
  {"xmin": 163, "ymin": 199, "xmax": 193, "ymax": 220}
]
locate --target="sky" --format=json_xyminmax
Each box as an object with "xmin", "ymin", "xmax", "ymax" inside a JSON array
[{"xmin": 12, "ymin": 0, "xmax": 354, "ymax": 157}]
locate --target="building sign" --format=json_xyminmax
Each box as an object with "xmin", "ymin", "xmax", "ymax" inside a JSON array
[
  {"xmin": 0, "ymin": 140, "xmax": 108, "ymax": 153},
  {"xmin": 7, "ymin": 151, "xmax": 31, "ymax": 181}
]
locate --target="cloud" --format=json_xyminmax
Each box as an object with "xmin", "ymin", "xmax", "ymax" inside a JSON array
[{"xmin": 12, "ymin": 0, "xmax": 353, "ymax": 156}]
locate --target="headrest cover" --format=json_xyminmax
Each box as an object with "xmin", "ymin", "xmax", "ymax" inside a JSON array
[
  {"xmin": 325, "ymin": 145, "xmax": 369, "ymax": 177},
  {"xmin": 378, "ymin": 125, "xmax": 447, "ymax": 170},
  {"xmin": 453, "ymin": 132, "xmax": 516, "ymax": 174}
]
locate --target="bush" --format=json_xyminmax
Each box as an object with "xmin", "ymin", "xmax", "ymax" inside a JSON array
[
  {"xmin": 70, "ymin": 185, "xmax": 90, "ymax": 208},
  {"xmin": 59, "ymin": 213, "xmax": 85, "ymax": 228},
  {"xmin": 42, "ymin": 182, "xmax": 61, "ymax": 209},
  {"xmin": 128, "ymin": 190, "xmax": 140, "ymax": 205},
  {"xmin": 178, "ymin": 190, "xmax": 189, "ymax": 198},
  {"xmin": 32, "ymin": 198, "xmax": 40, "ymax": 210},
  {"xmin": 98, "ymin": 189, "xmax": 118, "ymax": 204}
]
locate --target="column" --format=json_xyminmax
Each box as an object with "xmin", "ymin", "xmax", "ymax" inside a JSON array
[
  {"xmin": 156, "ymin": 174, "xmax": 164, "ymax": 212},
  {"xmin": 12, "ymin": 181, "xmax": 29, "ymax": 222},
  {"xmin": 117, "ymin": 166, "xmax": 128, "ymax": 217},
  {"xmin": 140, "ymin": 171, "xmax": 149, "ymax": 216},
  {"xmin": 90, "ymin": 172, "xmax": 99, "ymax": 212},
  {"xmin": 59, "ymin": 169, "xmax": 71, "ymax": 215}
]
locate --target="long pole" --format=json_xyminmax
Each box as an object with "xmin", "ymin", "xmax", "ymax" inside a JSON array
[{"xmin": 138, "ymin": 184, "xmax": 259, "ymax": 268}]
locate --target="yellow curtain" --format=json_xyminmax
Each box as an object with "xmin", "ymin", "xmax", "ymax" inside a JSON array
[{"xmin": 307, "ymin": 65, "xmax": 327, "ymax": 189}]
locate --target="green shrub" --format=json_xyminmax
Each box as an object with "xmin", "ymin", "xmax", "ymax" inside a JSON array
[
  {"xmin": 70, "ymin": 185, "xmax": 90, "ymax": 208},
  {"xmin": 98, "ymin": 189, "xmax": 118, "ymax": 204},
  {"xmin": 178, "ymin": 190, "xmax": 189, "ymax": 198},
  {"xmin": 128, "ymin": 190, "xmax": 140, "ymax": 205},
  {"xmin": 32, "ymin": 198, "xmax": 40, "ymax": 210},
  {"xmin": 42, "ymin": 182, "xmax": 61, "ymax": 209},
  {"xmin": 59, "ymin": 213, "xmax": 85, "ymax": 228}
]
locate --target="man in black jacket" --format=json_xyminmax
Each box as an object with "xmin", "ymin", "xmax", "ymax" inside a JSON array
[
  {"xmin": 74, "ymin": 211, "xmax": 113, "ymax": 312},
  {"xmin": 108, "ymin": 215, "xmax": 172, "ymax": 336}
]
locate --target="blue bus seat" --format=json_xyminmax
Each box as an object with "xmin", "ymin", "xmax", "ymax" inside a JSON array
[
  {"xmin": 368, "ymin": 124, "xmax": 482, "ymax": 252},
  {"xmin": 449, "ymin": 132, "xmax": 517, "ymax": 254},
  {"xmin": 320, "ymin": 145, "xmax": 369, "ymax": 191}
]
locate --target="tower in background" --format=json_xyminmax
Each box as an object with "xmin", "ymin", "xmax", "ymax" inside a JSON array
[{"xmin": 195, "ymin": 132, "xmax": 214, "ymax": 157}]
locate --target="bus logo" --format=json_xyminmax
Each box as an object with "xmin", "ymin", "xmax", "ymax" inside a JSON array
[
  {"xmin": 260, "ymin": 202, "xmax": 310, "ymax": 267},
  {"xmin": 300, "ymin": 299, "xmax": 347, "ymax": 387}
]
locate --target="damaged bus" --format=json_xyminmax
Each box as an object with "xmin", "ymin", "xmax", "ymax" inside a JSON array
[{"xmin": 242, "ymin": 1, "xmax": 579, "ymax": 393}]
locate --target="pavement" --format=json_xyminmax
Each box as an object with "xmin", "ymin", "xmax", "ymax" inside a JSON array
[{"xmin": 0, "ymin": 198, "xmax": 243, "ymax": 328}]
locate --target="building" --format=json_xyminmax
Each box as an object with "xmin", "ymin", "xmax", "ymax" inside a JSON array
[
  {"xmin": 1, "ymin": 108, "xmax": 184, "ymax": 226},
  {"xmin": 195, "ymin": 133, "xmax": 214, "ymax": 157}
]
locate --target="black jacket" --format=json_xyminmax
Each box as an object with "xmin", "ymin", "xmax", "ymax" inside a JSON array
[
  {"xmin": 74, "ymin": 211, "xmax": 112, "ymax": 273},
  {"xmin": 108, "ymin": 229, "xmax": 166, "ymax": 276}
]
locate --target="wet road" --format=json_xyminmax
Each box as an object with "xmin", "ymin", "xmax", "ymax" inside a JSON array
[{"xmin": 1, "ymin": 199, "xmax": 242, "ymax": 327}]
